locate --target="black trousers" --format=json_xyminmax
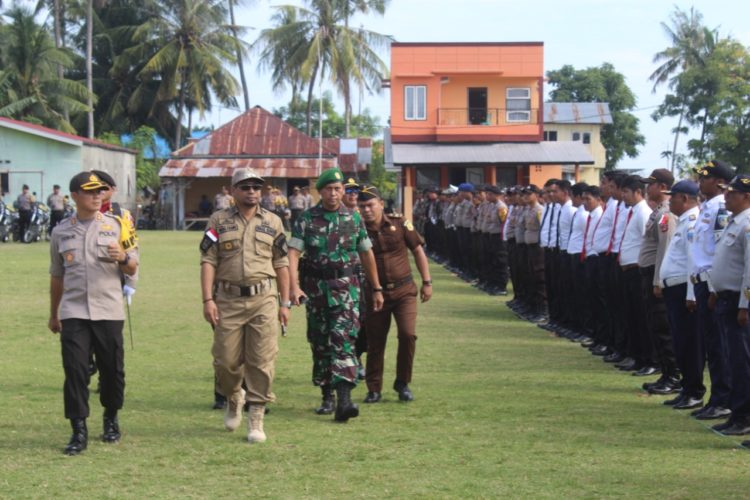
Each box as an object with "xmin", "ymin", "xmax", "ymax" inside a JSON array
[
  {"xmin": 570, "ymin": 253, "xmax": 589, "ymax": 332},
  {"xmin": 50, "ymin": 210, "xmax": 65, "ymax": 233},
  {"xmin": 621, "ymin": 266, "xmax": 648, "ymax": 362},
  {"xmin": 526, "ymin": 243, "xmax": 545, "ymax": 312},
  {"xmin": 448, "ymin": 228, "xmax": 461, "ymax": 268},
  {"xmin": 18, "ymin": 209, "xmax": 31, "ymax": 240},
  {"xmin": 609, "ymin": 256, "xmax": 628, "ymax": 354},
  {"xmin": 458, "ymin": 227, "xmax": 473, "ymax": 277},
  {"xmin": 694, "ymin": 281, "xmax": 732, "ymax": 408},
  {"xmin": 544, "ymin": 249, "xmax": 557, "ymax": 320},
  {"xmin": 663, "ymin": 283, "xmax": 705, "ymax": 398},
  {"xmin": 60, "ymin": 318, "xmax": 125, "ymax": 420},
  {"xmin": 487, "ymin": 234, "xmax": 508, "ymax": 289},
  {"xmin": 714, "ymin": 292, "xmax": 750, "ymax": 418},
  {"xmin": 515, "ymin": 243, "xmax": 529, "ymax": 304},
  {"xmin": 641, "ymin": 266, "xmax": 675, "ymax": 374},
  {"xmin": 557, "ymin": 252, "xmax": 574, "ymax": 327},
  {"xmin": 507, "ymin": 239, "xmax": 517, "ymax": 296},
  {"xmin": 585, "ymin": 255, "xmax": 609, "ymax": 344}
]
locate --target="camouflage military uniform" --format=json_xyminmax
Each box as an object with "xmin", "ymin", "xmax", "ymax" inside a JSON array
[{"xmin": 289, "ymin": 203, "xmax": 373, "ymax": 387}]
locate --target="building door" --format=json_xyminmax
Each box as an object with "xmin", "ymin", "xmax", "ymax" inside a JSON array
[
  {"xmin": 468, "ymin": 88, "xmax": 488, "ymax": 125},
  {"xmin": 466, "ymin": 167, "xmax": 484, "ymax": 186}
]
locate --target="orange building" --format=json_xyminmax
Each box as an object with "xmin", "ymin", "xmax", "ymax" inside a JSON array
[{"xmin": 385, "ymin": 42, "xmax": 594, "ymax": 217}]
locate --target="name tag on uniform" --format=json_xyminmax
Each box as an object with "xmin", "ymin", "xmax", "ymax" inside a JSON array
[{"xmin": 256, "ymin": 224, "xmax": 277, "ymax": 237}]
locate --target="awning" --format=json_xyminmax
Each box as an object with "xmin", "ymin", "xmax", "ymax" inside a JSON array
[
  {"xmin": 391, "ymin": 141, "xmax": 594, "ymax": 165},
  {"xmin": 158, "ymin": 157, "xmax": 337, "ymax": 179}
]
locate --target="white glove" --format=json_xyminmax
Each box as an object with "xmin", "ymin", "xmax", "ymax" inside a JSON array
[{"xmin": 123, "ymin": 285, "xmax": 136, "ymax": 305}]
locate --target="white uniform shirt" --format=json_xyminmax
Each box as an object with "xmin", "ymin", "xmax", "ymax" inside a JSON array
[
  {"xmin": 503, "ymin": 205, "xmax": 515, "ymax": 241},
  {"xmin": 591, "ymin": 197, "xmax": 619, "ymax": 255},
  {"xmin": 710, "ymin": 207, "xmax": 750, "ymax": 308},
  {"xmin": 584, "ymin": 205, "xmax": 603, "ymax": 258},
  {"xmin": 556, "ymin": 200, "xmax": 576, "ymax": 251},
  {"xmin": 611, "ymin": 201, "xmax": 629, "ymax": 254},
  {"xmin": 691, "ymin": 193, "xmax": 729, "ymax": 276},
  {"xmin": 660, "ymin": 206, "xmax": 699, "ymax": 298},
  {"xmin": 566, "ymin": 205, "xmax": 589, "ymax": 255},
  {"xmin": 618, "ymin": 199, "xmax": 652, "ymax": 266},
  {"xmin": 539, "ymin": 203, "xmax": 552, "ymax": 248},
  {"xmin": 547, "ymin": 203, "xmax": 560, "ymax": 249}
]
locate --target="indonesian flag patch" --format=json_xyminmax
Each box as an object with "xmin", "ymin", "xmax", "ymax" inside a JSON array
[
  {"xmin": 200, "ymin": 227, "xmax": 219, "ymax": 253},
  {"xmin": 658, "ymin": 214, "xmax": 670, "ymax": 232}
]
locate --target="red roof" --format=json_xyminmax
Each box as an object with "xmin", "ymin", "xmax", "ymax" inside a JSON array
[{"xmin": 0, "ymin": 116, "xmax": 136, "ymax": 154}]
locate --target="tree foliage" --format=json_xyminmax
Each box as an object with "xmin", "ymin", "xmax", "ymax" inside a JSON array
[
  {"xmin": 273, "ymin": 91, "xmax": 381, "ymax": 138},
  {"xmin": 546, "ymin": 63, "xmax": 645, "ymax": 170}
]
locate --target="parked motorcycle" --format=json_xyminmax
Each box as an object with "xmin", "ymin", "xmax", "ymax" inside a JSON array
[
  {"xmin": 0, "ymin": 199, "xmax": 13, "ymax": 242},
  {"xmin": 23, "ymin": 202, "xmax": 50, "ymax": 243}
]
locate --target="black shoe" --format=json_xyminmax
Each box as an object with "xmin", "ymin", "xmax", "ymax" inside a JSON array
[
  {"xmin": 213, "ymin": 392, "xmax": 227, "ymax": 410},
  {"xmin": 616, "ymin": 358, "xmax": 638, "ymax": 371},
  {"xmin": 633, "ymin": 366, "xmax": 660, "ymax": 377},
  {"xmin": 673, "ymin": 397, "xmax": 703, "ymax": 410},
  {"xmin": 712, "ymin": 419, "xmax": 735, "ymax": 432},
  {"xmin": 664, "ymin": 394, "xmax": 686, "ymax": 406},
  {"xmin": 603, "ymin": 352, "xmax": 624, "ymax": 363},
  {"xmin": 695, "ymin": 406, "xmax": 732, "ymax": 420},
  {"xmin": 614, "ymin": 357, "xmax": 635, "ymax": 370},
  {"xmin": 496, "ymin": 289, "xmax": 508, "ymax": 296},
  {"xmin": 315, "ymin": 385, "xmax": 335, "ymax": 415},
  {"xmin": 648, "ymin": 378, "xmax": 682, "ymax": 395},
  {"xmin": 580, "ymin": 338, "xmax": 596, "ymax": 348},
  {"xmin": 591, "ymin": 345, "xmax": 610, "ymax": 356},
  {"xmin": 102, "ymin": 415, "xmax": 121, "ymax": 443},
  {"xmin": 334, "ymin": 382, "xmax": 359, "ymax": 422},
  {"xmin": 643, "ymin": 375, "xmax": 669, "ymax": 391},
  {"xmin": 394, "ymin": 379, "xmax": 414, "ymax": 402},
  {"xmin": 64, "ymin": 418, "xmax": 88, "ymax": 456},
  {"xmin": 720, "ymin": 422, "xmax": 750, "ymax": 436},
  {"xmin": 363, "ymin": 392, "xmax": 382, "ymax": 403}
]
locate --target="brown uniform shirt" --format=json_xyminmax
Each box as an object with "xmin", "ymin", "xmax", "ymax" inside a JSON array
[
  {"xmin": 365, "ymin": 215, "xmax": 423, "ymax": 286},
  {"xmin": 524, "ymin": 203, "xmax": 544, "ymax": 244},
  {"xmin": 201, "ymin": 206, "xmax": 289, "ymax": 284},
  {"xmin": 49, "ymin": 211, "xmax": 138, "ymax": 321}
]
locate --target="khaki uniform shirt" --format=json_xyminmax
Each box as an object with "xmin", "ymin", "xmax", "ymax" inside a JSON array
[
  {"xmin": 514, "ymin": 206, "xmax": 527, "ymax": 242},
  {"xmin": 49, "ymin": 212, "xmax": 138, "ymax": 321},
  {"xmin": 524, "ymin": 202, "xmax": 543, "ymax": 244},
  {"xmin": 201, "ymin": 206, "xmax": 289, "ymax": 285},
  {"xmin": 638, "ymin": 200, "xmax": 676, "ymax": 286},
  {"xmin": 47, "ymin": 193, "xmax": 65, "ymax": 211},
  {"xmin": 485, "ymin": 200, "xmax": 507, "ymax": 235},
  {"xmin": 289, "ymin": 193, "xmax": 306, "ymax": 210},
  {"xmin": 366, "ymin": 215, "xmax": 423, "ymax": 285}
]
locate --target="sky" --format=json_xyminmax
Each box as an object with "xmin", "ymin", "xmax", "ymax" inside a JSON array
[{"xmin": 202, "ymin": 0, "xmax": 750, "ymax": 174}]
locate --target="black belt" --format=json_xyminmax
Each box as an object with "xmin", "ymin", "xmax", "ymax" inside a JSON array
[
  {"xmin": 219, "ymin": 278, "xmax": 273, "ymax": 297},
  {"xmin": 307, "ymin": 266, "xmax": 355, "ymax": 280},
  {"xmin": 383, "ymin": 275, "xmax": 413, "ymax": 291},
  {"xmin": 717, "ymin": 290, "xmax": 740, "ymax": 301}
]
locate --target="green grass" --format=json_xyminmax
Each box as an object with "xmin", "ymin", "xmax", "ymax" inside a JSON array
[{"xmin": 1, "ymin": 231, "xmax": 750, "ymax": 498}]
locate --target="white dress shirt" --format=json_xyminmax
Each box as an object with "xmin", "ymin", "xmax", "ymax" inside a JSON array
[
  {"xmin": 591, "ymin": 197, "xmax": 619, "ymax": 255},
  {"xmin": 556, "ymin": 200, "xmax": 576, "ymax": 251},
  {"xmin": 566, "ymin": 205, "xmax": 589, "ymax": 255},
  {"xmin": 659, "ymin": 206, "xmax": 699, "ymax": 299},
  {"xmin": 618, "ymin": 199, "xmax": 652, "ymax": 266},
  {"xmin": 611, "ymin": 201, "xmax": 629, "ymax": 254},
  {"xmin": 584, "ymin": 205, "xmax": 603, "ymax": 258}
]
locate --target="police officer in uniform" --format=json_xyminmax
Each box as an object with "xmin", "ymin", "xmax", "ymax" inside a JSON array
[
  {"xmin": 707, "ymin": 174, "xmax": 750, "ymax": 436},
  {"xmin": 47, "ymin": 184, "xmax": 66, "ymax": 233},
  {"xmin": 200, "ymin": 168, "xmax": 290, "ymax": 443},
  {"xmin": 288, "ymin": 167, "xmax": 384, "ymax": 422},
  {"xmin": 357, "ymin": 186, "xmax": 432, "ymax": 403},
  {"xmin": 48, "ymin": 172, "xmax": 139, "ymax": 455}
]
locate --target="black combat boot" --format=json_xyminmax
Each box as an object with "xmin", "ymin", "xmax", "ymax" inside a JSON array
[
  {"xmin": 102, "ymin": 409, "xmax": 121, "ymax": 443},
  {"xmin": 315, "ymin": 385, "xmax": 335, "ymax": 415},
  {"xmin": 334, "ymin": 382, "xmax": 359, "ymax": 422},
  {"xmin": 64, "ymin": 418, "xmax": 88, "ymax": 456}
]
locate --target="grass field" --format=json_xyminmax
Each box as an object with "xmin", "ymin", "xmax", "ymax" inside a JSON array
[{"xmin": 2, "ymin": 231, "xmax": 750, "ymax": 498}]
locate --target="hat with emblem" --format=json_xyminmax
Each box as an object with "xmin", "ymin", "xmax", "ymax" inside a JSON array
[
  {"xmin": 721, "ymin": 175, "xmax": 750, "ymax": 193},
  {"xmin": 358, "ymin": 185, "xmax": 381, "ymax": 201},
  {"xmin": 662, "ymin": 179, "xmax": 699, "ymax": 196},
  {"xmin": 231, "ymin": 168, "xmax": 264, "ymax": 186},
  {"xmin": 344, "ymin": 178, "xmax": 360, "ymax": 190},
  {"xmin": 442, "ymin": 185, "xmax": 458, "ymax": 195},
  {"xmin": 522, "ymin": 184, "xmax": 542, "ymax": 195},
  {"xmin": 69, "ymin": 171, "xmax": 107, "ymax": 192},
  {"xmin": 485, "ymin": 185, "xmax": 502, "ymax": 195},
  {"xmin": 91, "ymin": 170, "xmax": 116, "ymax": 187},
  {"xmin": 694, "ymin": 159, "xmax": 735, "ymax": 181},
  {"xmin": 315, "ymin": 167, "xmax": 344, "ymax": 190},
  {"xmin": 458, "ymin": 182, "xmax": 475, "ymax": 193},
  {"xmin": 641, "ymin": 168, "xmax": 674, "ymax": 187}
]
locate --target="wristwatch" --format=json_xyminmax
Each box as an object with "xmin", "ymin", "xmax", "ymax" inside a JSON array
[
  {"xmin": 280, "ymin": 301, "xmax": 292, "ymax": 308},
  {"xmin": 118, "ymin": 253, "xmax": 130, "ymax": 265}
]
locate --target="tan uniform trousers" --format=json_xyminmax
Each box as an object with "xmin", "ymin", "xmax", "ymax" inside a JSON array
[{"xmin": 212, "ymin": 285, "xmax": 279, "ymax": 404}]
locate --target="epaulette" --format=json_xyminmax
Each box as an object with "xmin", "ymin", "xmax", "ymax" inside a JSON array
[{"xmin": 388, "ymin": 213, "xmax": 403, "ymax": 218}]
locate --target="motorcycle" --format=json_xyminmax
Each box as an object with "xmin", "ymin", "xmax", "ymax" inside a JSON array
[
  {"xmin": 23, "ymin": 202, "xmax": 50, "ymax": 243},
  {"xmin": 0, "ymin": 199, "xmax": 13, "ymax": 242}
]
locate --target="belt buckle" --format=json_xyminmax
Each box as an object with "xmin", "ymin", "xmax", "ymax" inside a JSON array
[
  {"xmin": 385, "ymin": 282, "xmax": 396, "ymax": 290},
  {"xmin": 239, "ymin": 286, "xmax": 251, "ymax": 297}
]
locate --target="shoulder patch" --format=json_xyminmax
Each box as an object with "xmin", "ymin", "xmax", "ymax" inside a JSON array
[
  {"xmin": 404, "ymin": 219, "xmax": 414, "ymax": 231},
  {"xmin": 689, "ymin": 214, "xmax": 697, "ymax": 221},
  {"xmin": 200, "ymin": 227, "xmax": 219, "ymax": 253}
]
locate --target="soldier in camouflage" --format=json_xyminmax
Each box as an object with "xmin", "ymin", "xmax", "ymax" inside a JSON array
[{"xmin": 288, "ymin": 167, "xmax": 384, "ymax": 422}]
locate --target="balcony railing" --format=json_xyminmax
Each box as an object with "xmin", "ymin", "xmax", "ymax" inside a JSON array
[{"xmin": 438, "ymin": 108, "xmax": 539, "ymax": 126}]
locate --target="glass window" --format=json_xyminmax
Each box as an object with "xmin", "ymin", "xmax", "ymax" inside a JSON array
[
  {"xmin": 543, "ymin": 131, "xmax": 558, "ymax": 142},
  {"xmin": 506, "ymin": 88, "xmax": 530, "ymax": 122},
  {"xmin": 583, "ymin": 132, "xmax": 591, "ymax": 144},
  {"xmin": 572, "ymin": 132, "xmax": 581, "ymax": 141},
  {"xmin": 405, "ymin": 85, "xmax": 426, "ymax": 120}
]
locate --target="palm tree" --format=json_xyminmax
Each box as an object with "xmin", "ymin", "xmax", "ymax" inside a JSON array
[
  {"xmin": 0, "ymin": 6, "xmax": 92, "ymax": 132},
  {"xmin": 122, "ymin": 0, "xmax": 240, "ymax": 149},
  {"xmin": 255, "ymin": 0, "xmax": 390, "ymax": 136},
  {"xmin": 650, "ymin": 6, "xmax": 709, "ymax": 172},
  {"xmin": 227, "ymin": 0, "xmax": 250, "ymax": 111}
]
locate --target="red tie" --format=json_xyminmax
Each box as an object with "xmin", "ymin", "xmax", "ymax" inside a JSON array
[
  {"xmin": 580, "ymin": 213, "xmax": 592, "ymax": 262},
  {"xmin": 591, "ymin": 203, "xmax": 607, "ymax": 241},
  {"xmin": 606, "ymin": 204, "xmax": 621, "ymax": 255},
  {"xmin": 617, "ymin": 208, "xmax": 634, "ymax": 263}
]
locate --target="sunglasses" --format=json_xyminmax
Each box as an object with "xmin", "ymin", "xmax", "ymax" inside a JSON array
[
  {"xmin": 237, "ymin": 184, "xmax": 263, "ymax": 192},
  {"xmin": 345, "ymin": 188, "xmax": 360, "ymax": 194}
]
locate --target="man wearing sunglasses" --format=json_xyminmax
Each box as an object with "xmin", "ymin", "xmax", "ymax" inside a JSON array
[
  {"xmin": 48, "ymin": 172, "xmax": 139, "ymax": 455},
  {"xmin": 200, "ymin": 168, "xmax": 291, "ymax": 444}
]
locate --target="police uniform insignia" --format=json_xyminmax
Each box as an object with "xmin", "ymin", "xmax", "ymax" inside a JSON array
[
  {"xmin": 334, "ymin": 172, "xmax": 342, "ymax": 180},
  {"xmin": 101, "ymin": 224, "xmax": 113, "ymax": 230},
  {"xmin": 716, "ymin": 212, "xmax": 729, "ymax": 230},
  {"xmin": 65, "ymin": 252, "xmax": 74, "ymax": 263},
  {"xmin": 404, "ymin": 219, "xmax": 414, "ymax": 231},
  {"xmin": 200, "ymin": 227, "xmax": 219, "ymax": 253},
  {"xmin": 256, "ymin": 223, "xmax": 277, "ymax": 237},
  {"xmin": 224, "ymin": 242, "xmax": 234, "ymax": 250},
  {"xmin": 689, "ymin": 214, "xmax": 697, "ymax": 221},
  {"xmin": 390, "ymin": 225, "xmax": 396, "ymax": 232},
  {"xmin": 274, "ymin": 233, "xmax": 288, "ymax": 256},
  {"xmin": 658, "ymin": 214, "xmax": 669, "ymax": 232}
]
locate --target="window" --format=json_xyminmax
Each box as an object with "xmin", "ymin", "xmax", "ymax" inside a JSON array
[
  {"xmin": 404, "ymin": 85, "xmax": 426, "ymax": 120},
  {"xmin": 572, "ymin": 132, "xmax": 581, "ymax": 141},
  {"xmin": 506, "ymin": 88, "xmax": 531, "ymax": 122},
  {"xmin": 416, "ymin": 167, "xmax": 440, "ymax": 190},
  {"xmin": 1, "ymin": 172, "xmax": 8, "ymax": 195},
  {"xmin": 543, "ymin": 130, "xmax": 558, "ymax": 142},
  {"xmin": 583, "ymin": 132, "xmax": 591, "ymax": 144}
]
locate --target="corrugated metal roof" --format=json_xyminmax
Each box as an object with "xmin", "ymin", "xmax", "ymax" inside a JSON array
[
  {"xmin": 544, "ymin": 102, "xmax": 613, "ymax": 125},
  {"xmin": 391, "ymin": 141, "xmax": 594, "ymax": 165},
  {"xmin": 158, "ymin": 158, "xmax": 337, "ymax": 179},
  {"xmin": 173, "ymin": 106, "xmax": 340, "ymax": 157}
]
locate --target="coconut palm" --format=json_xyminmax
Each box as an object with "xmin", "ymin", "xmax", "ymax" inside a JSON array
[
  {"xmin": 122, "ymin": 0, "xmax": 240, "ymax": 148},
  {"xmin": 255, "ymin": 0, "xmax": 390, "ymax": 136},
  {"xmin": 650, "ymin": 6, "xmax": 710, "ymax": 171},
  {"xmin": 228, "ymin": 0, "xmax": 250, "ymax": 111},
  {"xmin": 0, "ymin": 6, "xmax": 91, "ymax": 131}
]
